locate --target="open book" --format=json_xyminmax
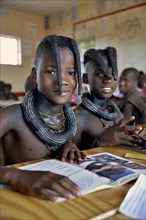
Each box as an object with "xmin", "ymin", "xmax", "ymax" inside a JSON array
[{"xmin": 20, "ymin": 152, "xmax": 146, "ymax": 201}]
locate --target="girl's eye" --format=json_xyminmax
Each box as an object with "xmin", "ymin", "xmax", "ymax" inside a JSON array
[
  {"xmin": 68, "ymin": 71, "xmax": 76, "ymax": 76},
  {"xmin": 46, "ymin": 70, "xmax": 56, "ymax": 75}
]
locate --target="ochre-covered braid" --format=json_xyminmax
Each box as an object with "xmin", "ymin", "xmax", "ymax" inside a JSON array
[
  {"xmin": 68, "ymin": 38, "xmax": 82, "ymax": 95},
  {"xmin": 106, "ymin": 47, "xmax": 118, "ymax": 80},
  {"xmin": 54, "ymin": 37, "xmax": 62, "ymax": 94},
  {"xmin": 84, "ymin": 49, "xmax": 110, "ymax": 79},
  {"xmin": 83, "ymin": 47, "xmax": 118, "ymax": 80}
]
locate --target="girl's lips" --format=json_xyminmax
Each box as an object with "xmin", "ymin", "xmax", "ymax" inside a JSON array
[
  {"xmin": 101, "ymin": 87, "xmax": 113, "ymax": 93},
  {"xmin": 54, "ymin": 90, "xmax": 70, "ymax": 96}
]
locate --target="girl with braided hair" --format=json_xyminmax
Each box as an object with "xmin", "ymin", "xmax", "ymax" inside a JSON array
[
  {"xmin": 0, "ymin": 35, "xmax": 84, "ymax": 201},
  {"xmin": 73, "ymin": 47, "xmax": 146, "ymax": 150}
]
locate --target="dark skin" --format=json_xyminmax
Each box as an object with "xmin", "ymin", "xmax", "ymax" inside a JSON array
[
  {"xmin": 0, "ymin": 47, "xmax": 83, "ymax": 201},
  {"xmin": 73, "ymin": 57, "xmax": 146, "ymax": 150}
]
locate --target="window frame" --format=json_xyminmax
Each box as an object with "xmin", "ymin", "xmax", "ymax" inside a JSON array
[{"xmin": 0, "ymin": 34, "xmax": 22, "ymax": 66}]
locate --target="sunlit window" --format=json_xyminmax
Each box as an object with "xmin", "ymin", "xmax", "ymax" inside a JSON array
[{"xmin": 0, "ymin": 35, "xmax": 22, "ymax": 65}]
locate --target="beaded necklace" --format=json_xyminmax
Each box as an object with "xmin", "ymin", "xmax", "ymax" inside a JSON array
[
  {"xmin": 81, "ymin": 93, "xmax": 121, "ymax": 121},
  {"xmin": 38, "ymin": 110, "xmax": 66, "ymax": 132},
  {"xmin": 22, "ymin": 88, "xmax": 77, "ymax": 151},
  {"xmin": 38, "ymin": 108, "xmax": 63, "ymax": 116}
]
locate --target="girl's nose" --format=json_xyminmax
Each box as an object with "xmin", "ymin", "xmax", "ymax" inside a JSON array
[
  {"xmin": 58, "ymin": 71, "xmax": 68, "ymax": 86},
  {"xmin": 102, "ymin": 74, "xmax": 113, "ymax": 82},
  {"xmin": 60, "ymin": 72, "xmax": 67, "ymax": 83}
]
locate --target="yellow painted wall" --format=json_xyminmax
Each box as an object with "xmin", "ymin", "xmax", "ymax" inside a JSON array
[
  {"xmin": 0, "ymin": 0, "xmax": 145, "ymax": 93},
  {"xmin": 0, "ymin": 9, "xmax": 45, "ymax": 92},
  {"xmin": 47, "ymin": 0, "xmax": 146, "ymax": 75}
]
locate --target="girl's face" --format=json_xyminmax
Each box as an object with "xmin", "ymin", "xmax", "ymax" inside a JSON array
[
  {"xmin": 33, "ymin": 47, "xmax": 77, "ymax": 105},
  {"xmin": 84, "ymin": 56, "xmax": 117, "ymax": 99}
]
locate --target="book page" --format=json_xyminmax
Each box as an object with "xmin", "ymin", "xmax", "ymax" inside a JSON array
[
  {"xmin": 119, "ymin": 174, "xmax": 146, "ymax": 220},
  {"xmin": 20, "ymin": 159, "xmax": 110, "ymax": 197},
  {"xmin": 88, "ymin": 152, "xmax": 146, "ymax": 174},
  {"xmin": 76, "ymin": 154, "xmax": 139, "ymax": 185}
]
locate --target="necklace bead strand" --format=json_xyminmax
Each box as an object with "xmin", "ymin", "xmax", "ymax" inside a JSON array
[{"xmin": 38, "ymin": 108, "xmax": 63, "ymax": 116}]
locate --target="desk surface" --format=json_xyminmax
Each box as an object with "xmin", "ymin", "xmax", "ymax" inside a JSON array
[{"xmin": 1, "ymin": 146, "xmax": 146, "ymax": 220}]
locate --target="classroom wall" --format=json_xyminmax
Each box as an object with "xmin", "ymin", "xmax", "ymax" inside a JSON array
[
  {"xmin": 0, "ymin": 9, "xmax": 45, "ymax": 93},
  {"xmin": 0, "ymin": 0, "xmax": 145, "ymax": 93},
  {"xmin": 46, "ymin": 0, "xmax": 146, "ymax": 75},
  {"xmin": 74, "ymin": 3, "xmax": 146, "ymax": 74}
]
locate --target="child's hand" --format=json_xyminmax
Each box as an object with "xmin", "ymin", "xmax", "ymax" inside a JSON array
[
  {"xmin": 98, "ymin": 116, "xmax": 144, "ymax": 146},
  {"xmin": 133, "ymin": 127, "xmax": 146, "ymax": 139},
  {"xmin": 9, "ymin": 168, "xmax": 80, "ymax": 201},
  {"xmin": 60, "ymin": 141, "xmax": 86, "ymax": 163},
  {"xmin": 121, "ymin": 117, "xmax": 146, "ymax": 145},
  {"xmin": 130, "ymin": 128, "xmax": 146, "ymax": 147}
]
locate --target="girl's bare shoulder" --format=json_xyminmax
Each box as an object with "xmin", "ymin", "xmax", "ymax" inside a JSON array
[
  {"xmin": 0, "ymin": 104, "xmax": 23, "ymax": 121},
  {"xmin": 74, "ymin": 104, "xmax": 90, "ymax": 117},
  {"xmin": 0, "ymin": 104, "xmax": 23, "ymax": 136}
]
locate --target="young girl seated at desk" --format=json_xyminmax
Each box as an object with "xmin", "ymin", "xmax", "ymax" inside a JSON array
[
  {"xmin": 73, "ymin": 47, "xmax": 146, "ymax": 150},
  {"xmin": 0, "ymin": 34, "xmax": 84, "ymax": 201}
]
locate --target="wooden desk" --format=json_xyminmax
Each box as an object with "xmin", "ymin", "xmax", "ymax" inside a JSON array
[
  {"xmin": 141, "ymin": 124, "xmax": 146, "ymax": 129},
  {"xmin": 0, "ymin": 146, "xmax": 146, "ymax": 220}
]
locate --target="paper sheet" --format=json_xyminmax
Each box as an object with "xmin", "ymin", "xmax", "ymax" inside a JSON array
[
  {"xmin": 119, "ymin": 174, "xmax": 146, "ymax": 220},
  {"xmin": 124, "ymin": 153, "xmax": 146, "ymax": 161}
]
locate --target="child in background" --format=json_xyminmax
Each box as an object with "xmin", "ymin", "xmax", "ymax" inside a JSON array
[
  {"xmin": 118, "ymin": 68, "xmax": 145, "ymax": 124},
  {"xmin": 73, "ymin": 47, "xmax": 145, "ymax": 150},
  {"xmin": 4, "ymin": 83, "xmax": 18, "ymax": 100},
  {"xmin": 137, "ymin": 70, "xmax": 146, "ymax": 103},
  {"xmin": 0, "ymin": 35, "xmax": 84, "ymax": 201}
]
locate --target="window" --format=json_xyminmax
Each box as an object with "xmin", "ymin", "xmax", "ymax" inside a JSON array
[{"xmin": 0, "ymin": 35, "xmax": 22, "ymax": 65}]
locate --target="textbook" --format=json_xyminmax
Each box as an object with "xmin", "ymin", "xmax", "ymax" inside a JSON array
[{"xmin": 20, "ymin": 152, "xmax": 146, "ymax": 201}]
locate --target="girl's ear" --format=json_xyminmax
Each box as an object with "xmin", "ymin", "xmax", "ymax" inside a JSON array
[
  {"xmin": 31, "ymin": 67, "xmax": 37, "ymax": 83},
  {"xmin": 83, "ymin": 73, "xmax": 89, "ymax": 84}
]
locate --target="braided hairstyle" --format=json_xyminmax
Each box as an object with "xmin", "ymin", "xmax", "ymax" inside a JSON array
[
  {"xmin": 34, "ymin": 35, "xmax": 82, "ymax": 95},
  {"xmin": 83, "ymin": 47, "xmax": 118, "ymax": 80}
]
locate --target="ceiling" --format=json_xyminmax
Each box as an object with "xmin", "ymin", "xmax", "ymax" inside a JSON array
[{"xmin": 0, "ymin": 0, "xmax": 86, "ymax": 16}]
